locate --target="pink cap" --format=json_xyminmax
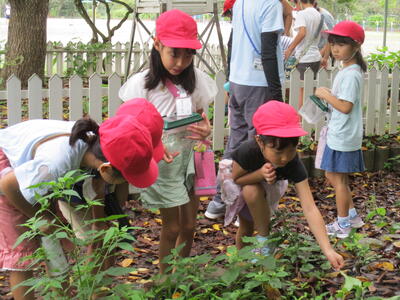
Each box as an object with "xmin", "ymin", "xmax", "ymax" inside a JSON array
[
  {"xmin": 156, "ymin": 9, "xmax": 202, "ymax": 49},
  {"xmin": 253, "ymin": 101, "xmax": 308, "ymax": 137},
  {"xmin": 116, "ymin": 98, "xmax": 164, "ymax": 162},
  {"xmin": 324, "ymin": 21, "xmax": 365, "ymax": 44},
  {"xmin": 99, "ymin": 115, "xmax": 158, "ymax": 188}
]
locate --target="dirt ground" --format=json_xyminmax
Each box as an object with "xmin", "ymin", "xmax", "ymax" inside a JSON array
[{"xmin": 0, "ymin": 169, "xmax": 399, "ymax": 299}]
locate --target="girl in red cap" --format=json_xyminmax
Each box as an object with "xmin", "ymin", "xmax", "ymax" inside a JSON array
[
  {"xmin": 0, "ymin": 114, "xmax": 161, "ymax": 299},
  {"xmin": 119, "ymin": 9, "xmax": 217, "ymax": 273},
  {"xmin": 226, "ymin": 100, "xmax": 344, "ymax": 270},
  {"xmin": 314, "ymin": 21, "xmax": 367, "ymax": 238}
]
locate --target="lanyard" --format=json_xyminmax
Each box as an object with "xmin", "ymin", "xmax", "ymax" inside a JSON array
[{"xmin": 242, "ymin": 0, "xmax": 261, "ymax": 56}]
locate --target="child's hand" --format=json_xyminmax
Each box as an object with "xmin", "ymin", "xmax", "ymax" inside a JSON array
[
  {"xmin": 163, "ymin": 148, "xmax": 180, "ymax": 163},
  {"xmin": 315, "ymin": 87, "xmax": 331, "ymax": 100},
  {"xmin": 186, "ymin": 112, "xmax": 211, "ymax": 140},
  {"xmin": 325, "ymin": 249, "xmax": 345, "ymax": 271},
  {"xmin": 260, "ymin": 162, "xmax": 276, "ymax": 184},
  {"xmin": 284, "ymin": 48, "xmax": 292, "ymax": 60}
]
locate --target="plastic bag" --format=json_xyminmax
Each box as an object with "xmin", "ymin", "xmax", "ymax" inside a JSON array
[{"xmin": 299, "ymin": 95, "xmax": 328, "ymax": 124}]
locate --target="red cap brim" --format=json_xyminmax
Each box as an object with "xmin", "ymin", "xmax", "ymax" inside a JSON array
[
  {"xmin": 160, "ymin": 39, "xmax": 202, "ymax": 50},
  {"xmin": 123, "ymin": 158, "xmax": 159, "ymax": 188},
  {"xmin": 258, "ymin": 127, "xmax": 308, "ymax": 138}
]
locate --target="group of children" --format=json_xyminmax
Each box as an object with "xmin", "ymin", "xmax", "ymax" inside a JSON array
[{"xmin": 0, "ymin": 7, "xmax": 368, "ymax": 299}]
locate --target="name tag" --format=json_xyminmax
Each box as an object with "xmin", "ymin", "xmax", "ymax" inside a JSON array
[
  {"xmin": 176, "ymin": 96, "xmax": 192, "ymax": 116},
  {"xmin": 253, "ymin": 57, "xmax": 263, "ymax": 71}
]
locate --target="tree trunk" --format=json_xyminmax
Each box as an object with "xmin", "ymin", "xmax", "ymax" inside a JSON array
[{"xmin": 1, "ymin": 0, "xmax": 49, "ymax": 88}]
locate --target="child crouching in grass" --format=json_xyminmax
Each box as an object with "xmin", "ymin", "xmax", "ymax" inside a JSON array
[{"xmin": 230, "ymin": 100, "xmax": 344, "ymax": 270}]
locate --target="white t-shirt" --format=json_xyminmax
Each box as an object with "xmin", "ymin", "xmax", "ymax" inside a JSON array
[
  {"xmin": 293, "ymin": 7, "xmax": 324, "ymax": 63},
  {"xmin": 119, "ymin": 68, "xmax": 217, "ymax": 117},
  {"xmin": 0, "ymin": 119, "xmax": 88, "ymax": 204}
]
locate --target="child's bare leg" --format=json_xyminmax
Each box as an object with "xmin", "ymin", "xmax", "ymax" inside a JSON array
[
  {"xmin": 10, "ymin": 270, "xmax": 34, "ymax": 300},
  {"xmin": 242, "ymin": 183, "xmax": 270, "ymax": 236},
  {"xmin": 176, "ymin": 194, "xmax": 199, "ymax": 257},
  {"xmin": 159, "ymin": 206, "xmax": 180, "ymax": 273},
  {"xmin": 236, "ymin": 215, "xmax": 254, "ymax": 249},
  {"xmin": 325, "ymin": 172, "xmax": 352, "ymax": 217}
]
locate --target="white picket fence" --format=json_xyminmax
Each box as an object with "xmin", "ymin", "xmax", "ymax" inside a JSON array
[
  {"xmin": 43, "ymin": 41, "xmax": 225, "ymax": 78},
  {"xmin": 0, "ymin": 66, "xmax": 399, "ymax": 150}
]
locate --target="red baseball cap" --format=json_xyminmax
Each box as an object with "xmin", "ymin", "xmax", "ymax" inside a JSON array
[
  {"xmin": 156, "ymin": 9, "xmax": 202, "ymax": 49},
  {"xmin": 116, "ymin": 98, "xmax": 164, "ymax": 162},
  {"xmin": 253, "ymin": 101, "xmax": 308, "ymax": 137},
  {"xmin": 324, "ymin": 21, "xmax": 365, "ymax": 44},
  {"xmin": 222, "ymin": 0, "xmax": 236, "ymax": 15},
  {"xmin": 99, "ymin": 115, "xmax": 158, "ymax": 188}
]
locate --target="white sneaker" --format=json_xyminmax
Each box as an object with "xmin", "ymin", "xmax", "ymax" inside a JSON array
[
  {"xmin": 326, "ymin": 221, "xmax": 351, "ymax": 239},
  {"xmin": 350, "ymin": 215, "xmax": 365, "ymax": 229},
  {"xmin": 204, "ymin": 200, "xmax": 225, "ymax": 219},
  {"xmin": 233, "ymin": 218, "xmax": 240, "ymax": 227}
]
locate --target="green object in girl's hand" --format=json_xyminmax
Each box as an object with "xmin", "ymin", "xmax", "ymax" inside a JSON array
[
  {"xmin": 163, "ymin": 113, "xmax": 203, "ymax": 130},
  {"xmin": 309, "ymin": 95, "xmax": 329, "ymax": 112}
]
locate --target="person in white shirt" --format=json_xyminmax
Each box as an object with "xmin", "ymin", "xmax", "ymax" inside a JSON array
[{"xmin": 284, "ymin": 0, "xmax": 326, "ymax": 108}]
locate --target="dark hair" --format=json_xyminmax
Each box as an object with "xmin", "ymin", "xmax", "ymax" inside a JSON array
[
  {"xmin": 258, "ymin": 135, "xmax": 299, "ymax": 150},
  {"xmin": 70, "ymin": 117, "xmax": 122, "ymax": 178},
  {"xmin": 327, "ymin": 34, "xmax": 367, "ymax": 72},
  {"xmin": 145, "ymin": 46, "xmax": 197, "ymax": 94}
]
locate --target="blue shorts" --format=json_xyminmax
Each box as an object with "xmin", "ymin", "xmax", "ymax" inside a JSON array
[{"xmin": 320, "ymin": 145, "xmax": 365, "ymax": 173}]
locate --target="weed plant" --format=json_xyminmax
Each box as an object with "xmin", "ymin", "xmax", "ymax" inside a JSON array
[{"xmin": 16, "ymin": 172, "xmax": 385, "ymax": 299}]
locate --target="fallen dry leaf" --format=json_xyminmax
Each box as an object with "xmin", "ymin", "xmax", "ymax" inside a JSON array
[
  {"xmin": 119, "ymin": 258, "xmax": 134, "ymax": 268},
  {"xmin": 212, "ymin": 224, "xmax": 221, "ymax": 231},
  {"xmin": 375, "ymin": 262, "xmax": 395, "ymax": 271},
  {"xmin": 172, "ymin": 292, "xmax": 182, "ymax": 299}
]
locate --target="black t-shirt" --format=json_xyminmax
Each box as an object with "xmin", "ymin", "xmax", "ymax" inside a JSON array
[{"xmin": 231, "ymin": 139, "xmax": 308, "ymax": 183}]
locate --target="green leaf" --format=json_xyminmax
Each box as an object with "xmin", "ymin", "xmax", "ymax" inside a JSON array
[
  {"xmin": 117, "ymin": 242, "xmax": 135, "ymax": 252},
  {"xmin": 221, "ymin": 267, "xmax": 240, "ymax": 285},
  {"xmin": 376, "ymin": 207, "xmax": 386, "ymax": 216},
  {"xmin": 104, "ymin": 267, "xmax": 136, "ymax": 276},
  {"xmin": 103, "ymin": 227, "xmax": 117, "ymax": 245},
  {"xmin": 61, "ymin": 189, "xmax": 81, "ymax": 198},
  {"xmin": 342, "ymin": 272, "xmax": 362, "ymax": 291}
]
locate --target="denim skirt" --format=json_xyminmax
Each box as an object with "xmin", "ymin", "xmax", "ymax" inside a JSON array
[{"xmin": 320, "ymin": 145, "xmax": 365, "ymax": 173}]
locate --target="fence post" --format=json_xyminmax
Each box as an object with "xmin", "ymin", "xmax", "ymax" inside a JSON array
[
  {"xmin": 302, "ymin": 68, "xmax": 315, "ymax": 135},
  {"xmin": 28, "ymin": 74, "xmax": 43, "ymax": 119},
  {"xmin": 46, "ymin": 41, "xmax": 54, "ymax": 77},
  {"xmin": 89, "ymin": 73, "xmax": 103, "ymax": 124},
  {"xmin": 108, "ymin": 73, "xmax": 122, "ymax": 118},
  {"xmin": 377, "ymin": 66, "xmax": 389, "ymax": 135},
  {"xmin": 288, "ymin": 69, "xmax": 301, "ymax": 110},
  {"xmin": 115, "ymin": 42, "xmax": 122, "ymax": 76},
  {"xmin": 6, "ymin": 75, "xmax": 22, "ymax": 126},
  {"xmin": 389, "ymin": 66, "xmax": 399, "ymax": 134},
  {"xmin": 315, "ymin": 68, "xmax": 331, "ymax": 140},
  {"xmin": 69, "ymin": 75, "xmax": 83, "ymax": 121},
  {"xmin": 365, "ymin": 67, "xmax": 377, "ymax": 135},
  {"xmin": 49, "ymin": 75, "xmax": 64, "ymax": 120}
]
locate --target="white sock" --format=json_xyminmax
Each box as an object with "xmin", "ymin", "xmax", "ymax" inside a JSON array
[{"xmin": 349, "ymin": 208, "xmax": 357, "ymax": 219}]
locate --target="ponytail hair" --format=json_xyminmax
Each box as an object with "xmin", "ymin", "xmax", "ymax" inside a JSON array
[
  {"xmin": 354, "ymin": 50, "xmax": 367, "ymax": 72},
  {"xmin": 70, "ymin": 117, "xmax": 107, "ymax": 162}
]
